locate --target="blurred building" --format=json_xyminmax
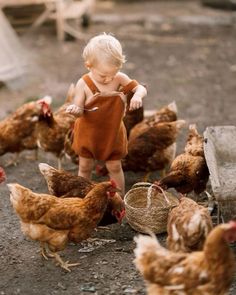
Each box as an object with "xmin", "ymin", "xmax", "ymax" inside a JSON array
[{"xmin": 0, "ymin": 10, "xmax": 29, "ymax": 90}]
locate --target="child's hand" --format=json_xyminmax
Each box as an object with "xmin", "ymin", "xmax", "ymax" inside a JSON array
[
  {"xmin": 66, "ymin": 104, "xmax": 84, "ymax": 116},
  {"xmin": 129, "ymin": 96, "xmax": 142, "ymax": 111}
]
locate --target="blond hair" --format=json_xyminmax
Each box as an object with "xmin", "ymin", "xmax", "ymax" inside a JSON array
[{"xmin": 83, "ymin": 33, "xmax": 126, "ymax": 69}]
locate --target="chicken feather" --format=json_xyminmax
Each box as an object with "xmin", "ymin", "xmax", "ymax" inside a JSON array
[
  {"xmin": 167, "ymin": 196, "xmax": 213, "ymax": 253},
  {"xmin": 8, "ymin": 181, "xmax": 118, "ymax": 271},
  {"xmin": 134, "ymin": 221, "xmax": 236, "ymax": 295},
  {"xmin": 0, "ymin": 98, "xmax": 50, "ymax": 165},
  {"xmin": 123, "ymin": 120, "xmax": 186, "ymax": 172},
  {"xmin": 158, "ymin": 124, "xmax": 209, "ymax": 194}
]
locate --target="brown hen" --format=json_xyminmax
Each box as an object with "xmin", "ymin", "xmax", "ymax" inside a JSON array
[
  {"xmin": 158, "ymin": 124, "xmax": 209, "ymax": 194},
  {"xmin": 8, "ymin": 180, "xmax": 118, "ymax": 271},
  {"xmin": 167, "ymin": 196, "xmax": 213, "ymax": 253},
  {"xmin": 122, "ymin": 119, "xmax": 186, "ymax": 174},
  {"xmin": 36, "ymin": 85, "xmax": 76, "ymax": 169},
  {"xmin": 134, "ymin": 221, "xmax": 236, "ymax": 295},
  {"xmin": 39, "ymin": 163, "xmax": 125, "ymax": 225},
  {"xmin": 0, "ymin": 97, "xmax": 50, "ymax": 165},
  {"xmin": 129, "ymin": 101, "xmax": 178, "ymax": 142}
]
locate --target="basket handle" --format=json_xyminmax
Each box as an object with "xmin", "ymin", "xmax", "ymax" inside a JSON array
[
  {"xmin": 146, "ymin": 184, "xmax": 171, "ymax": 210},
  {"xmin": 132, "ymin": 182, "xmax": 152, "ymax": 189}
]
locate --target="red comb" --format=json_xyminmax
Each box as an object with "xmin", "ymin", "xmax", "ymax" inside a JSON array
[
  {"xmin": 229, "ymin": 221, "xmax": 236, "ymax": 228},
  {"xmin": 37, "ymin": 99, "xmax": 47, "ymax": 105},
  {"xmin": 0, "ymin": 167, "xmax": 6, "ymax": 182}
]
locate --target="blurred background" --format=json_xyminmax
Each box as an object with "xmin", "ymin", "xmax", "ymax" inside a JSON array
[{"xmin": 0, "ymin": 0, "xmax": 235, "ymax": 129}]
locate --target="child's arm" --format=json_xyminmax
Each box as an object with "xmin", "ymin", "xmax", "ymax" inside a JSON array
[
  {"xmin": 66, "ymin": 79, "xmax": 86, "ymax": 116},
  {"xmin": 118, "ymin": 72, "xmax": 147, "ymax": 111},
  {"xmin": 129, "ymin": 84, "xmax": 147, "ymax": 111}
]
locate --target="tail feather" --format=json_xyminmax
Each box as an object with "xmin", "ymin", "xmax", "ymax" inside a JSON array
[
  {"xmin": 168, "ymin": 101, "xmax": 177, "ymax": 113},
  {"xmin": 38, "ymin": 163, "xmax": 56, "ymax": 178},
  {"xmin": 134, "ymin": 233, "xmax": 167, "ymax": 264},
  {"xmin": 188, "ymin": 124, "xmax": 200, "ymax": 137},
  {"xmin": 134, "ymin": 234, "xmax": 161, "ymax": 259},
  {"xmin": 189, "ymin": 124, "xmax": 197, "ymax": 131},
  {"xmin": 134, "ymin": 234, "xmax": 168, "ymax": 283},
  {"xmin": 175, "ymin": 119, "xmax": 186, "ymax": 130},
  {"xmin": 8, "ymin": 183, "xmax": 56, "ymax": 222}
]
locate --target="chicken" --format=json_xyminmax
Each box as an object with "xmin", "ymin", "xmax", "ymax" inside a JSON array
[
  {"xmin": 123, "ymin": 106, "xmax": 144, "ymax": 138},
  {"xmin": 129, "ymin": 101, "xmax": 178, "ymax": 142},
  {"xmin": 158, "ymin": 124, "xmax": 209, "ymax": 195},
  {"xmin": 96, "ymin": 102, "xmax": 179, "ymax": 178},
  {"xmin": 0, "ymin": 167, "xmax": 6, "ymax": 183},
  {"xmin": 0, "ymin": 97, "xmax": 50, "ymax": 166},
  {"xmin": 63, "ymin": 126, "xmax": 79, "ymax": 165},
  {"xmin": 122, "ymin": 119, "xmax": 186, "ymax": 174},
  {"xmin": 123, "ymin": 89, "xmax": 144, "ymax": 138},
  {"xmin": 38, "ymin": 163, "xmax": 125, "ymax": 225},
  {"xmin": 167, "ymin": 196, "xmax": 213, "ymax": 253},
  {"xmin": 8, "ymin": 180, "xmax": 119, "ymax": 271},
  {"xmin": 36, "ymin": 84, "xmax": 76, "ymax": 169},
  {"xmin": 134, "ymin": 221, "xmax": 236, "ymax": 295}
]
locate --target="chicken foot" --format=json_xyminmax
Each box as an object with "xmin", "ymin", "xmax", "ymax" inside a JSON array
[
  {"xmin": 4, "ymin": 153, "xmax": 20, "ymax": 167},
  {"xmin": 52, "ymin": 252, "xmax": 79, "ymax": 272},
  {"xmin": 40, "ymin": 243, "xmax": 79, "ymax": 271}
]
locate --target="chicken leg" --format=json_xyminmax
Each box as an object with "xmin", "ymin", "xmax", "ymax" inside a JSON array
[{"xmin": 40, "ymin": 242, "xmax": 50, "ymax": 260}]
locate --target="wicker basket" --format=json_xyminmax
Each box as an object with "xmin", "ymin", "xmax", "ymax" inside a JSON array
[{"xmin": 124, "ymin": 182, "xmax": 179, "ymax": 234}]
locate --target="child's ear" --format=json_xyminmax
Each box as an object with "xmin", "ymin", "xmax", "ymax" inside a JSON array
[{"xmin": 85, "ymin": 61, "xmax": 91, "ymax": 69}]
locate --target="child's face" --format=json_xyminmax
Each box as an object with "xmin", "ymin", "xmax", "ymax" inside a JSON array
[{"xmin": 89, "ymin": 63, "xmax": 119, "ymax": 85}]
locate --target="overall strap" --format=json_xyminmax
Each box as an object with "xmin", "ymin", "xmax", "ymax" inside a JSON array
[
  {"xmin": 121, "ymin": 80, "xmax": 139, "ymax": 95},
  {"xmin": 82, "ymin": 74, "xmax": 100, "ymax": 94}
]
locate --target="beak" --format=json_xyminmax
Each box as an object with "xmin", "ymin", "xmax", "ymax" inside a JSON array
[{"xmin": 109, "ymin": 187, "xmax": 122, "ymax": 193}]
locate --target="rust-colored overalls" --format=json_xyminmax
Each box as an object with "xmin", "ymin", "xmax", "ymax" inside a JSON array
[{"xmin": 72, "ymin": 74, "xmax": 138, "ymax": 161}]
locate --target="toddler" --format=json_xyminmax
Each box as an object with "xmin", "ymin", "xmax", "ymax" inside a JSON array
[{"xmin": 66, "ymin": 33, "xmax": 147, "ymax": 195}]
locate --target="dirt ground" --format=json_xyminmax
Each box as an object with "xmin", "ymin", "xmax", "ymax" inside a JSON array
[{"xmin": 0, "ymin": 1, "xmax": 236, "ymax": 294}]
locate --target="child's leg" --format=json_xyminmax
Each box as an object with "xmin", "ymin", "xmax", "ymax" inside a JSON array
[
  {"xmin": 78, "ymin": 156, "xmax": 94, "ymax": 179},
  {"xmin": 105, "ymin": 160, "xmax": 125, "ymax": 196}
]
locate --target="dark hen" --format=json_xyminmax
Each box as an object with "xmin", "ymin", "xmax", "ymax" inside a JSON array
[{"xmin": 158, "ymin": 124, "xmax": 209, "ymax": 194}]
